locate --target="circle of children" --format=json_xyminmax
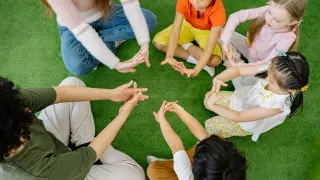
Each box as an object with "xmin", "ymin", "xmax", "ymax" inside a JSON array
[{"xmin": 0, "ymin": 0, "xmax": 310, "ymax": 179}]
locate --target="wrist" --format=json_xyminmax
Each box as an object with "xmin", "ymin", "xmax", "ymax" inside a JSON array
[{"xmin": 158, "ymin": 117, "xmax": 167, "ymax": 124}]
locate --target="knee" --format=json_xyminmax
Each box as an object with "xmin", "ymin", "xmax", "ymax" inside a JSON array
[
  {"xmin": 142, "ymin": 9, "xmax": 158, "ymax": 32},
  {"xmin": 59, "ymin": 77, "xmax": 86, "ymax": 87},
  {"xmin": 203, "ymin": 92, "xmax": 211, "ymax": 110},
  {"xmin": 123, "ymin": 165, "xmax": 145, "ymax": 180},
  {"xmin": 207, "ymin": 56, "xmax": 222, "ymax": 67},
  {"xmin": 153, "ymin": 42, "xmax": 165, "ymax": 52}
]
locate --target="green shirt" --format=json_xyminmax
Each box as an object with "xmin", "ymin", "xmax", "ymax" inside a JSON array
[{"xmin": 0, "ymin": 88, "xmax": 97, "ymax": 180}]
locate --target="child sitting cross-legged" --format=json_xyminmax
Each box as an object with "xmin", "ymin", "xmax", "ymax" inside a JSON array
[{"xmin": 147, "ymin": 101, "xmax": 247, "ymax": 180}]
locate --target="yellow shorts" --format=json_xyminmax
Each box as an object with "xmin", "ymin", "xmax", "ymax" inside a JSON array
[{"xmin": 153, "ymin": 20, "xmax": 222, "ymax": 58}]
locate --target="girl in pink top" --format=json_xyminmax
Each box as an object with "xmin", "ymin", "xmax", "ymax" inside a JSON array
[
  {"xmin": 219, "ymin": 0, "xmax": 306, "ymax": 89},
  {"xmin": 41, "ymin": 0, "xmax": 157, "ymax": 76}
]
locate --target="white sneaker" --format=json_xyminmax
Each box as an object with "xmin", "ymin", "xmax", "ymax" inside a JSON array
[
  {"xmin": 203, "ymin": 66, "xmax": 215, "ymax": 77},
  {"xmin": 115, "ymin": 40, "xmax": 127, "ymax": 48},
  {"xmin": 147, "ymin": 156, "xmax": 170, "ymax": 165}
]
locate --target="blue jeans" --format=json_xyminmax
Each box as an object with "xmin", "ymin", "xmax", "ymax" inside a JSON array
[{"xmin": 59, "ymin": 4, "xmax": 158, "ymax": 76}]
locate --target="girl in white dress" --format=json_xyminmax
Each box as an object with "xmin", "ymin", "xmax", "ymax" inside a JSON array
[{"xmin": 204, "ymin": 52, "xmax": 309, "ymax": 141}]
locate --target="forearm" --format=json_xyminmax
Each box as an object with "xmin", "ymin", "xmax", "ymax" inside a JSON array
[
  {"xmin": 215, "ymin": 66, "xmax": 241, "ymax": 82},
  {"xmin": 121, "ymin": 0, "xmax": 150, "ymax": 45},
  {"xmin": 159, "ymin": 119, "xmax": 184, "ymax": 153},
  {"xmin": 209, "ymin": 105, "xmax": 241, "ymax": 122},
  {"xmin": 166, "ymin": 30, "xmax": 181, "ymax": 58},
  {"xmin": 89, "ymin": 114, "xmax": 128, "ymax": 160},
  {"xmin": 176, "ymin": 107, "xmax": 208, "ymax": 140},
  {"xmin": 194, "ymin": 27, "xmax": 221, "ymax": 73},
  {"xmin": 54, "ymin": 86, "xmax": 113, "ymax": 104},
  {"xmin": 166, "ymin": 14, "xmax": 183, "ymax": 58},
  {"xmin": 194, "ymin": 50, "xmax": 212, "ymax": 73}
]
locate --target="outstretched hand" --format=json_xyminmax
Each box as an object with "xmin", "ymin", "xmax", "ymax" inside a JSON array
[
  {"xmin": 153, "ymin": 101, "xmax": 169, "ymax": 123},
  {"xmin": 161, "ymin": 58, "xmax": 186, "ymax": 75},
  {"xmin": 110, "ymin": 81, "xmax": 149, "ymax": 102},
  {"xmin": 222, "ymin": 42, "xmax": 240, "ymax": 67},
  {"xmin": 133, "ymin": 43, "xmax": 150, "ymax": 67},
  {"xmin": 118, "ymin": 92, "xmax": 143, "ymax": 117},
  {"xmin": 210, "ymin": 78, "xmax": 228, "ymax": 97}
]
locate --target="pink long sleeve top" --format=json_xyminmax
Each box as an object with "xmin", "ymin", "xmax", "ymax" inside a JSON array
[{"xmin": 220, "ymin": 6, "xmax": 296, "ymax": 63}]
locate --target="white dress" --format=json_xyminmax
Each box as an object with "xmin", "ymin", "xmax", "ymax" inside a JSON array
[{"xmin": 231, "ymin": 79, "xmax": 292, "ymax": 141}]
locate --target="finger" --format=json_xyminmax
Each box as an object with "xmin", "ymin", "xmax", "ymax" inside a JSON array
[
  {"xmin": 172, "ymin": 65, "xmax": 183, "ymax": 74},
  {"xmin": 173, "ymin": 65, "xmax": 184, "ymax": 73},
  {"xmin": 161, "ymin": 60, "xmax": 168, "ymax": 65},
  {"xmin": 145, "ymin": 57, "xmax": 151, "ymax": 67},
  {"xmin": 160, "ymin": 100, "xmax": 167, "ymax": 110},
  {"xmin": 126, "ymin": 69, "xmax": 136, "ymax": 73},
  {"xmin": 131, "ymin": 92, "xmax": 142, "ymax": 103},
  {"xmin": 133, "ymin": 82, "xmax": 137, "ymax": 89},
  {"xmin": 153, "ymin": 111, "xmax": 157, "ymax": 117},
  {"xmin": 165, "ymin": 100, "xmax": 178, "ymax": 108},
  {"xmin": 168, "ymin": 109, "xmax": 177, "ymax": 113},
  {"xmin": 164, "ymin": 107, "xmax": 174, "ymax": 113},
  {"xmin": 122, "ymin": 80, "xmax": 134, "ymax": 88},
  {"xmin": 139, "ymin": 95, "xmax": 149, "ymax": 101},
  {"xmin": 134, "ymin": 88, "xmax": 148, "ymax": 94},
  {"xmin": 220, "ymin": 82, "xmax": 228, "ymax": 87}
]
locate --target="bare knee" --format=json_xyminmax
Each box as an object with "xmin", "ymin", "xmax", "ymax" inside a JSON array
[
  {"xmin": 153, "ymin": 42, "xmax": 166, "ymax": 52},
  {"xmin": 207, "ymin": 55, "xmax": 222, "ymax": 67}
]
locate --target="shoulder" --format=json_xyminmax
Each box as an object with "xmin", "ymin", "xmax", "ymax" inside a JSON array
[
  {"xmin": 211, "ymin": 0, "xmax": 225, "ymax": 12},
  {"xmin": 173, "ymin": 150, "xmax": 193, "ymax": 180}
]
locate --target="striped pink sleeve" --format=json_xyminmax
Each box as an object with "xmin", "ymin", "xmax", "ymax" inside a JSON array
[{"xmin": 220, "ymin": 6, "xmax": 269, "ymax": 44}]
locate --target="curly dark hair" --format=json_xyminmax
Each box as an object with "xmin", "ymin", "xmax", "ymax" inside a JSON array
[
  {"xmin": 0, "ymin": 77, "xmax": 33, "ymax": 161},
  {"xmin": 192, "ymin": 135, "xmax": 247, "ymax": 180}
]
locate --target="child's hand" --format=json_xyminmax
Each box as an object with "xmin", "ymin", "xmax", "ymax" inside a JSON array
[
  {"xmin": 210, "ymin": 78, "xmax": 228, "ymax": 97},
  {"xmin": 222, "ymin": 42, "xmax": 240, "ymax": 66},
  {"xmin": 161, "ymin": 58, "xmax": 186, "ymax": 75},
  {"xmin": 163, "ymin": 100, "xmax": 182, "ymax": 114},
  {"xmin": 183, "ymin": 68, "xmax": 197, "ymax": 78},
  {"xmin": 118, "ymin": 92, "xmax": 143, "ymax": 117},
  {"xmin": 133, "ymin": 43, "xmax": 150, "ymax": 67},
  {"xmin": 153, "ymin": 101, "xmax": 168, "ymax": 123},
  {"xmin": 206, "ymin": 94, "xmax": 224, "ymax": 110}
]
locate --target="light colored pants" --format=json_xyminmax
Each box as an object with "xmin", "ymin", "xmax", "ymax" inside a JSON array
[
  {"xmin": 38, "ymin": 77, "xmax": 145, "ymax": 180},
  {"xmin": 228, "ymin": 31, "xmax": 259, "ymax": 89}
]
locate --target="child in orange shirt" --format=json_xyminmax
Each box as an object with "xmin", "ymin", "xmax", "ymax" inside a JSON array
[{"xmin": 154, "ymin": 0, "xmax": 226, "ymax": 77}]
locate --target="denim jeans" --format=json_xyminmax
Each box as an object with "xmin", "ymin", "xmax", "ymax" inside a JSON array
[{"xmin": 58, "ymin": 4, "xmax": 158, "ymax": 76}]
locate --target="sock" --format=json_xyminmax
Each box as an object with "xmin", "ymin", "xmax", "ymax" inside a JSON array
[
  {"xmin": 147, "ymin": 156, "xmax": 171, "ymax": 165},
  {"xmin": 186, "ymin": 55, "xmax": 215, "ymax": 77},
  {"xmin": 181, "ymin": 43, "xmax": 193, "ymax": 50}
]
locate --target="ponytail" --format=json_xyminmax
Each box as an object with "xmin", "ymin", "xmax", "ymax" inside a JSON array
[{"xmin": 289, "ymin": 91, "xmax": 303, "ymax": 117}]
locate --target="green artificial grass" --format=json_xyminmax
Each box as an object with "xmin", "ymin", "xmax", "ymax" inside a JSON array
[{"xmin": 1, "ymin": 0, "xmax": 320, "ymax": 179}]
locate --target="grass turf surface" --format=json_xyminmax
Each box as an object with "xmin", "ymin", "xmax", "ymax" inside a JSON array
[{"xmin": 1, "ymin": 0, "xmax": 320, "ymax": 179}]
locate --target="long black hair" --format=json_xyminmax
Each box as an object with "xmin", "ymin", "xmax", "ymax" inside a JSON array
[
  {"xmin": 256, "ymin": 52, "xmax": 309, "ymax": 117},
  {"xmin": 0, "ymin": 78, "xmax": 33, "ymax": 161}
]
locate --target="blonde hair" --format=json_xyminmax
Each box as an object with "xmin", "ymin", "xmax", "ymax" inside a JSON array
[
  {"xmin": 247, "ymin": 0, "xmax": 307, "ymax": 51},
  {"xmin": 41, "ymin": 0, "xmax": 111, "ymax": 18}
]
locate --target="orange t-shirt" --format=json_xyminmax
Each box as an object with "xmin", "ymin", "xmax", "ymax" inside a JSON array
[{"xmin": 176, "ymin": 0, "xmax": 226, "ymax": 30}]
